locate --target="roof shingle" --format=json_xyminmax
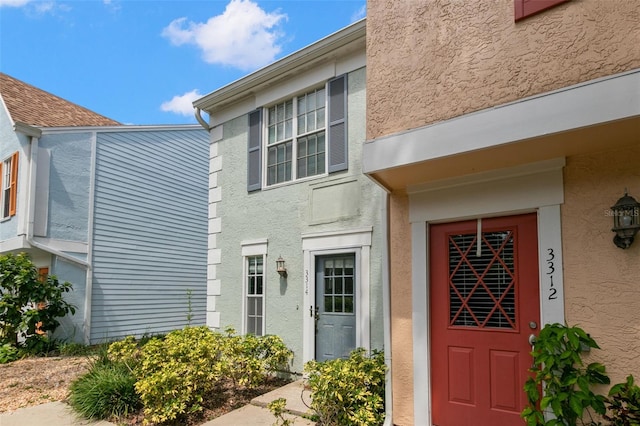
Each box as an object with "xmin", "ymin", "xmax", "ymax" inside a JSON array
[{"xmin": 0, "ymin": 73, "xmax": 120, "ymax": 127}]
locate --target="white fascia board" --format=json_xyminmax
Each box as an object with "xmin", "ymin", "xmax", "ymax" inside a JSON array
[
  {"xmin": 363, "ymin": 69, "xmax": 640, "ymax": 174},
  {"xmin": 39, "ymin": 124, "xmax": 204, "ymax": 134},
  {"xmin": 193, "ymin": 19, "xmax": 366, "ymax": 112}
]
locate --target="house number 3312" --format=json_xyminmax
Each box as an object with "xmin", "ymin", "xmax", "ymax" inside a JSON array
[{"xmin": 546, "ymin": 248, "xmax": 558, "ymax": 300}]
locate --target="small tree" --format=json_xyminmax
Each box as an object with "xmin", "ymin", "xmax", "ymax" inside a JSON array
[{"xmin": 0, "ymin": 252, "xmax": 75, "ymax": 347}]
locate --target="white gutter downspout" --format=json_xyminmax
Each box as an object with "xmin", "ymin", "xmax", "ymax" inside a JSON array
[
  {"xmin": 381, "ymin": 192, "xmax": 393, "ymax": 426},
  {"xmin": 20, "ymin": 123, "xmax": 92, "ymax": 344},
  {"xmin": 194, "ymin": 107, "xmax": 211, "ymax": 131}
]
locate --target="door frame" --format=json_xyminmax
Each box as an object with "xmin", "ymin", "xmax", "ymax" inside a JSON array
[
  {"xmin": 408, "ymin": 158, "xmax": 566, "ymax": 425},
  {"xmin": 301, "ymin": 227, "xmax": 372, "ymax": 365}
]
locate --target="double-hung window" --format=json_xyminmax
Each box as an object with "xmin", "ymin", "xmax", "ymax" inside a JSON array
[
  {"xmin": 245, "ymin": 255, "xmax": 265, "ymax": 336},
  {"xmin": 0, "ymin": 152, "xmax": 19, "ymax": 219},
  {"xmin": 266, "ymin": 88, "xmax": 326, "ymax": 185},
  {"xmin": 247, "ymin": 74, "xmax": 348, "ymax": 192}
]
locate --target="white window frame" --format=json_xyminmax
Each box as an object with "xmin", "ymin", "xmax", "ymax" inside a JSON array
[
  {"xmin": 1, "ymin": 154, "xmax": 14, "ymax": 220},
  {"xmin": 241, "ymin": 239, "xmax": 268, "ymax": 336},
  {"xmin": 262, "ymin": 85, "xmax": 329, "ymax": 187}
]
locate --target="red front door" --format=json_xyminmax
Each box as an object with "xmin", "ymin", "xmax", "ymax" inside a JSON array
[{"xmin": 430, "ymin": 214, "xmax": 540, "ymax": 426}]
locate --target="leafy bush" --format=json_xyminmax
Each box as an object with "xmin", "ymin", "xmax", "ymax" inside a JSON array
[
  {"xmin": 522, "ymin": 323, "xmax": 610, "ymax": 426},
  {"xmin": 304, "ymin": 348, "xmax": 386, "ymax": 426},
  {"xmin": 68, "ymin": 361, "xmax": 140, "ymax": 420},
  {"xmin": 0, "ymin": 253, "xmax": 75, "ymax": 348},
  {"xmin": 222, "ymin": 328, "xmax": 293, "ymax": 387},
  {"xmin": 0, "ymin": 342, "xmax": 19, "ymax": 364},
  {"xmin": 604, "ymin": 375, "xmax": 640, "ymax": 425},
  {"xmin": 106, "ymin": 326, "xmax": 293, "ymax": 425}
]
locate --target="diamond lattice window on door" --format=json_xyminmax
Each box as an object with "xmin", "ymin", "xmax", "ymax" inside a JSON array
[{"xmin": 448, "ymin": 231, "xmax": 516, "ymax": 329}]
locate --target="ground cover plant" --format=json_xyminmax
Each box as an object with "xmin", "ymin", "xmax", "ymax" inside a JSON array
[{"xmin": 70, "ymin": 326, "xmax": 293, "ymax": 425}]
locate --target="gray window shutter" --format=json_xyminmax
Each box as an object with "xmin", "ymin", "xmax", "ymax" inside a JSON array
[
  {"xmin": 327, "ymin": 74, "xmax": 348, "ymax": 173},
  {"xmin": 247, "ymin": 109, "xmax": 262, "ymax": 192}
]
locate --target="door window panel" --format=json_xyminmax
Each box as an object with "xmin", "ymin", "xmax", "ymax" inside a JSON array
[{"xmin": 449, "ymin": 231, "xmax": 516, "ymax": 329}]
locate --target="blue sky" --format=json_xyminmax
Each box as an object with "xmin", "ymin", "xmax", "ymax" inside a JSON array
[{"xmin": 0, "ymin": 0, "xmax": 366, "ymax": 125}]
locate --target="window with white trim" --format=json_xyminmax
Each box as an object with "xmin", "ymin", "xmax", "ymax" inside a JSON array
[
  {"xmin": 266, "ymin": 88, "xmax": 326, "ymax": 185},
  {"xmin": 0, "ymin": 152, "xmax": 18, "ymax": 219},
  {"xmin": 247, "ymin": 74, "xmax": 348, "ymax": 192},
  {"xmin": 245, "ymin": 255, "xmax": 264, "ymax": 336}
]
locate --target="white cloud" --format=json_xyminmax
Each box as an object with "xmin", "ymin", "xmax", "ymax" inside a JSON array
[
  {"xmin": 160, "ymin": 90, "xmax": 203, "ymax": 117},
  {"xmin": 162, "ymin": 0, "xmax": 287, "ymax": 71},
  {"xmin": 0, "ymin": 0, "xmax": 32, "ymax": 7}
]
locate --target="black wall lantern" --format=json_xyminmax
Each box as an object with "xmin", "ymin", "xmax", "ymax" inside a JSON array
[
  {"xmin": 611, "ymin": 189, "xmax": 640, "ymax": 249},
  {"xmin": 276, "ymin": 256, "xmax": 288, "ymax": 278}
]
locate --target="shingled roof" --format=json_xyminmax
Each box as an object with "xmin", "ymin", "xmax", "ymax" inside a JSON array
[{"xmin": 0, "ymin": 72, "xmax": 120, "ymax": 127}]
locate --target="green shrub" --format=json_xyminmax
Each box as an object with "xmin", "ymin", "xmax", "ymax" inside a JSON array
[
  {"xmin": 68, "ymin": 361, "xmax": 140, "ymax": 420},
  {"xmin": 107, "ymin": 326, "xmax": 294, "ymax": 425},
  {"xmin": 0, "ymin": 342, "xmax": 19, "ymax": 364},
  {"xmin": 522, "ymin": 323, "xmax": 610, "ymax": 426},
  {"xmin": 604, "ymin": 375, "xmax": 640, "ymax": 425},
  {"xmin": 305, "ymin": 348, "xmax": 386, "ymax": 426},
  {"xmin": 58, "ymin": 342, "xmax": 97, "ymax": 357},
  {"xmin": 222, "ymin": 329, "xmax": 293, "ymax": 387},
  {"xmin": 0, "ymin": 253, "xmax": 75, "ymax": 348},
  {"xmin": 131, "ymin": 327, "xmax": 227, "ymax": 424}
]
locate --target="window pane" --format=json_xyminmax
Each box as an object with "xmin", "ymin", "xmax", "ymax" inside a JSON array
[
  {"xmin": 298, "ymin": 115, "xmax": 306, "ymax": 134},
  {"xmin": 256, "ymin": 276, "xmax": 263, "ymax": 295},
  {"xmin": 255, "ymin": 318, "xmax": 262, "ymax": 336},
  {"xmin": 298, "ymin": 157, "xmax": 307, "ymax": 178},
  {"xmin": 307, "ymin": 112, "xmax": 316, "ymax": 131},
  {"xmin": 248, "ymin": 298, "xmax": 255, "ymax": 315},
  {"xmin": 268, "ymin": 126, "xmax": 275, "ymax": 144},
  {"xmin": 247, "ymin": 319, "xmax": 255, "ymax": 335},
  {"xmin": 335, "ymin": 297, "xmax": 343, "ymax": 313},
  {"xmin": 256, "ymin": 297, "xmax": 263, "ymax": 315},
  {"xmin": 335, "ymin": 277, "xmax": 343, "ymax": 294},
  {"xmin": 285, "ymin": 100, "xmax": 293, "ymax": 119},
  {"xmin": 325, "ymin": 278, "xmax": 333, "ymax": 295},
  {"xmin": 344, "ymin": 296, "xmax": 354, "ymax": 313},
  {"xmin": 277, "ymin": 103, "xmax": 284, "ymax": 121},
  {"xmin": 317, "ymin": 107, "xmax": 325, "ymax": 127},
  {"xmin": 285, "ymin": 161, "xmax": 292, "ymax": 181},
  {"xmin": 324, "ymin": 296, "xmax": 333, "ymax": 313},
  {"xmin": 317, "ymin": 88, "xmax": 325, "ymax": 108},
  {"xmin": 268, "ymin": 106, "xmax": 276, "ymax": 125},
  {"xmin": 298, "ymin": 97, "xmax": 306, "ymax": 114},
  {"xmin": 268, "ymin": 165, "xmax": 276, "ymax": 185},
  {"xmin": 276, "ymin": 123, "xmax": 284, "ymax": 141},
  {"xmin": 285, "ymin": 142, "xmax": 292, "ymax": 161},
  {"xmin": 285, "ymin": 119, "xmax": 292, "ymax": 139},
  {"xmin": 249, "ymin": 278, "xmax": 255, "ymax": 295},
  {"xmin": 345, "ymin": 277, "xmax": 354, "ymax": 295},
  {"xmin": 307, "ymin": 92, "xmax": 315, "ymax": 112}
]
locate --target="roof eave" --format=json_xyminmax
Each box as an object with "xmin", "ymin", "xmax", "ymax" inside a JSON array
[{"xmin": 14, "ymin": 121, "xmax": 42, "ymax": 138}]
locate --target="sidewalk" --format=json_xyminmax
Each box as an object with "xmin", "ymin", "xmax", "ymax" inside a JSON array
[{"xmin": 0, "ymin": 380, "xmax": 315, "ymax": 426}]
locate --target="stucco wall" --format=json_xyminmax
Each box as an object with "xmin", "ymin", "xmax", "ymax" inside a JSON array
[
  {"xmin": 388, "ymin": 192, "xmax": 414, "ymax": 426},
  {"xmin": 214, "ymin": 67, "xmax": 386, "ymax": 372},
  {"xmin": 562, "ymin": 144, "xmax": 640, "ymax": 385},
  {"xmin": 366, "ymin": 0, "xmax": 640, "ymax": 139}
]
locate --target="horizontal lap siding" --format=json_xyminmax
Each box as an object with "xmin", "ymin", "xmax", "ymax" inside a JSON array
[{"xmin": 91, "ymin": 129, "xmax": 209, "ymax": 343}]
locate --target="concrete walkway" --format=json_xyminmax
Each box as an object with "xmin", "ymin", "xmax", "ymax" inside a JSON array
[{"xmin": 0, "ymin": 380, "xmax": 315, "ymax": 426}]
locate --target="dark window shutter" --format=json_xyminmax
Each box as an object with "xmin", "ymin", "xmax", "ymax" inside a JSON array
[
  {"xmin": 327, "ymin": 74, "xmax": 348, "ymax": 173},
  {"xmin": 515, "ymin": 0, "xmax": 569, "ymax": 21},
  {"xmin": 247, "ymin": 109, "xmax": 262, "ymax": 192}
]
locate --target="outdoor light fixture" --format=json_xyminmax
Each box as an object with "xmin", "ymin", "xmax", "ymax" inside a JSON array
[
  {"xmin": 611, "ymin": 189, "xmax": 640, "ymax": 249},
  {"xmin": 276, "ymin": 256, "xmax": 287, "ymax": 278}
]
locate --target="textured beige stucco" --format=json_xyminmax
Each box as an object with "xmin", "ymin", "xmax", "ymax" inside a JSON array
[
  {"xmin": 388, "ymin": 192, "xmax": 414, "ymax": 426},
  {"xmin": 366, "ymin": 0, "xmax": 640, "ymax": 139},
  {"xmin": 562, "ymin": 145, "xmax": 640, "ymax": 386}
]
